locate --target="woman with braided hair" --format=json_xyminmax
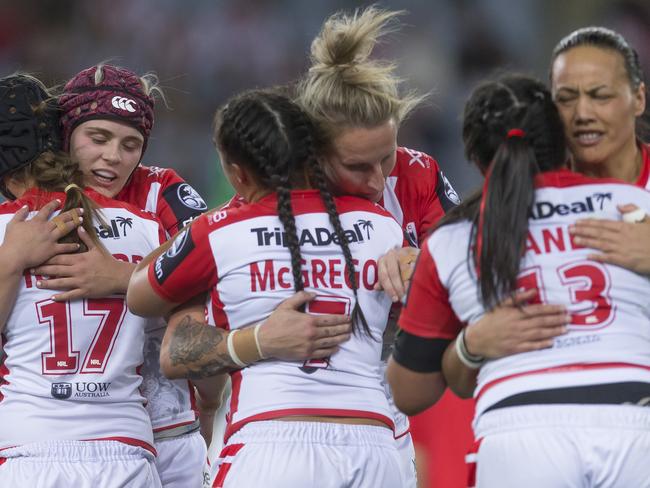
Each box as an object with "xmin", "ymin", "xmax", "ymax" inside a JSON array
[
  {"xmin": 127, "ymin": 89, "xmax": 406, "ymax": 487},
  {"xmin": 0, "ymin": 74, "xmax": 165, "ymax": 486},
  {"xmin": 31, "ymin": 63, "xmax": 354, "ymax": 488},
  {"xmin": 388, "ymin": 74, "xmax": 650, "ymax": 487}
]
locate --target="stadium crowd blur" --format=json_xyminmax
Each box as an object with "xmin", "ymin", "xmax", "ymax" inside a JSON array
[{"xmin": 3, "ymin": 0, "xmax": 648, "ymax": 207}]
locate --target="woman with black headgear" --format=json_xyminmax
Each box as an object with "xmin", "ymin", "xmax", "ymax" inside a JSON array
[{"xmin": 0, "ymin": 74, "xmax": 164, "ymax": 487}]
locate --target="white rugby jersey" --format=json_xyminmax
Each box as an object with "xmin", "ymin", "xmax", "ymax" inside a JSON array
[
  {"xmin": 147, "ymin": 190, "xmax": 404, "ymax": 441},
  {"xmin": 117, "ymin": 165, "xmax": 203, "ymax": 433},
  {"xmin": 0, "ymin": 188, "xmax": 164, "ymax": 453},
  {"xmin": 400, "ymin": 169, "xmax": 650, "ymax": 425}
]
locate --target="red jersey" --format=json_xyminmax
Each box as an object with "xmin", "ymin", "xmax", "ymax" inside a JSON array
[
  {"xmin": 117, "ymin": 165, "xmax": 206, "ymax": 434},
  {"xmin": 117, "ymin": 165, "xmax": 207, "ymax": 237},
  {"xmin": 380, "ymin": 147, "xmax": 459, "ymax": 248}
]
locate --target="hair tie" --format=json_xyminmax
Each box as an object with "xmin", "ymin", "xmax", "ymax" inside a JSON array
[
  {"xmin": 507, "ymin": 128, "xmax": 525, "ymax": 138},
  {"xmin": 64, "ymin": 183, "xmax": 80, "ymax": 193}
]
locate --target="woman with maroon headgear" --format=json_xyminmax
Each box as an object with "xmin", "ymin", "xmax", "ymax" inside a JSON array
[
  {"xmin": 30, "ymin": 63, "xmax": 353, "ymax": 488},
  {"xmin": 0, "ymin": 73, "xmax": 164, "ymax": 488}
]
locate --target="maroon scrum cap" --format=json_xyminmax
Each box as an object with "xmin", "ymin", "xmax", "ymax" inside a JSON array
[{"xmin": 59, "ymin": 65, "xmax": 155, "ymax": 151}]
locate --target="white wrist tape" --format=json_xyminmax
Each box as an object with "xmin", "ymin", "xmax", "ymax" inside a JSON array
[
  {"xmin": 226, "ymin": 329, "xmax": 248, "ymax": 368},
  {"xmin": 455, "ymin": 328, "xmax": 485, "ymax": 370}
]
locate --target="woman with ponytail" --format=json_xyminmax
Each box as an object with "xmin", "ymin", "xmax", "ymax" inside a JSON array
[
  {"xmin": 0, "ymin": 74, "xmax": 165, "ymax": 486},
  {"xmin": 127, "ymin": 89, "xmax": 407, "ymax": 487},
  {"xmin": 388, "ymin": 74, "xmax": 650, "ymax": 487}
]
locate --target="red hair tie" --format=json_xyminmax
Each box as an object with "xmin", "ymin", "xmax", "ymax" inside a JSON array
[{"xmin": 507, "ymin": 128, "xmax": 525, "ymax": 138}]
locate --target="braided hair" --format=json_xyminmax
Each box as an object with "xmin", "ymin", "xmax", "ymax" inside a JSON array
[
  {"xmin": 440, "ymin": 75, "xmax": 566, "ymax": 309},
  {"xmin": 214, "ymin": 89, "xmax": 370, "ymax": 335}
]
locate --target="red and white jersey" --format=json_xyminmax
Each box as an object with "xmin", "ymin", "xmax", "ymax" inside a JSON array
[
  {"xmin": 0, "ymin": 188, "xmax": 164, "ymax": 453},
  {"xmin": 400, "ymin": 169, "xmax": 650, "ymax": 425},
  {"xmin": 635, "ymin": 143, "xmax": 650, "ymax": 191},
  {"xmin": 117, "ymin": 165, "xmax": 207, "ymax": 237},
  {"xmin": 146, "ymin": 190, "xmax": 404, "ymax": 442},
  {"xmin": 380, "ymin": 147, "xmax": 460, "ymax": 248},
  {"xmin": 117, "ymin": 165, "xmax": 203, "ymax": 433}
]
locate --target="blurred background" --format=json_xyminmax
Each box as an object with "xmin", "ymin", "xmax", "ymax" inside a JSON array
[{"xmin": 3, "ymin": 0, "xmax": 648, "ymax": 206}]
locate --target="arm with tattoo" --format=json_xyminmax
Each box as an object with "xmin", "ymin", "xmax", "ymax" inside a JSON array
[{"xmin": 161, "ymin": 304, "xmax": 239, "ymax": 379}]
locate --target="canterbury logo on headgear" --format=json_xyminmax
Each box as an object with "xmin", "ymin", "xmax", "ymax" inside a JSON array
[{"xmin": 111, "ymin": 96, "xmax": 137, "ymax": 113}]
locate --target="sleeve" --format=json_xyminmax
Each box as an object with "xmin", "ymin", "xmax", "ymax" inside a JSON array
[
  {"xmin": 156, "ymin": 170, "xmax": 208, "ymax": 235},
  {"xmin": 398, "ymin": 239, "xmax": 463, "ymax": 339},
  {"xmin": 146, "ymin": 216, "xmax": 217, "ymax": 303},
  {"xmin": 416, "ymin": 154, "xmax": 461, "ymax": 244}
]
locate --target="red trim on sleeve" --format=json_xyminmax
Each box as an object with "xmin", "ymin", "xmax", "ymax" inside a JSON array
[
  {"xmin": 399, "ymin": 239, "xmax": 463, "ymax": 339},
  {"xmin": 636, "ymin": 143, "xmax": 650, "ymax": 189}
]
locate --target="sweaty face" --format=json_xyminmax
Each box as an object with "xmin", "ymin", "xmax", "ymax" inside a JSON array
[
  {"xmin": 69, "ymin": 119, "xmax": 144, "ymax": 198},
  {"xmin": 551, "ymin": 45, "xmax": 645, "ymax": 173},
  {"xmin": 324, "ymin": 120, "xmax": 398, "ymax": 203}
]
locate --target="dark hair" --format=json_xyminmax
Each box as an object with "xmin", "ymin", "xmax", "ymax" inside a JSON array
[
  {"xmin": 442, "ymin": 75, "xmax": 566, "ymax": 308},
  {"xmin": 213, "ymin": 89, "xmax": 370, "ymax": 336},
  {"xmin": 0, "ymin": 74, "xmax": 104, "ymax": 251},
  {"xmin": 550, "ymin": 26, "xmax": 648, "ymax": 139}
]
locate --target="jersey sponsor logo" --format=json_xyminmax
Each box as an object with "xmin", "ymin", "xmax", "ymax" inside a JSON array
[
  {"xmin": 51, "ymin": 382, "xmax": 72, "ymax": 399},
  {"xmin": 50, "ymin": 381, "xmax": 111, "ymax": 399},
  {"xmin": 177, "ymin": 183, "xmax": 208, "ymax": 211},
  {"xmin": 147, "ymin": 166, "xmax": 165, "ymax": 177},
  {"xmin": 95, "ymin": 217, "xmax": 133, "ymax": 239},
  {"xmin": 163, "ymin": 182, "xmax": 205, "ymax": 232},
  {"xmin": 154, "ymin": 228, "xmax": 195, "ymax": 284},
  {"xmin": 405, "ymin": 222, "xmax": 418, "ymax": 248},
  {"xmin": 251, "ymin": 220, "xmax": 374, "ymax": 247},
  {"xmin": 405, "ymin": 148, "xmax": 429, "ymax": 169},
  {"xmin": 442, "ymin": 173, "xmax": 461, "ymax": 205},
  {"xmin": 530, "ymin": 193, "xmax": 612, "ymax": 220},
  {"xmin": 111, "ymin": 96, "xmax": 137, "ymax": 113},
  {"xmin": 207, "ymin": 210, "xmax": 227, "ymax": 225}
]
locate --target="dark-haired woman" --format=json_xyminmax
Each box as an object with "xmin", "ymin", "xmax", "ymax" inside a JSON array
[
  {"xmin": 127, "ymin": 89, "xmax": 406, "ymax": 487},
  {"xmin": 387, "ymin": 75, "xmax": 650, "ymax": 487},
  {"xmin": 0, "ymin": 75, "xmax": 164, "ymax": 486}
]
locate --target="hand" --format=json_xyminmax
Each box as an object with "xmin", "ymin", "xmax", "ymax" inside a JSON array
[
  {"xmin": 463, "ymin": 289, "xmax": 569, "ymax": 358},
  {"xmin": 374, "ymin": 247, "xmax": 419, "ymax": 302},
  {"xmin": 258, "ymin": 291, "xmax": 352, "ymax": 360},
  {"xmin": 0, "ymin": 200, "xmax": 82, "ymax": 272},
  {"xmin": 568, "ymin": 204, "xmax": 650, "ymax": 274},
  {"xmin": 33, "ymin": 226, "xmax": 136, "ymax": 301}
]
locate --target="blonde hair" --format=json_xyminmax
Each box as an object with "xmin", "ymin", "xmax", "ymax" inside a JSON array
[
  {"xmin": 296, "ymin": 6, "xmax": 424, "ymax": 150},
  {"xmin": 93, "ymin": 62, "xmax": 168, "ymax": 105}
]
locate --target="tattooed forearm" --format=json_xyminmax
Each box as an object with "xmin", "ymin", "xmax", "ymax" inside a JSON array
[{"xmin": 167, "ymin": 314, "xmax": 237, "ymax": 376}]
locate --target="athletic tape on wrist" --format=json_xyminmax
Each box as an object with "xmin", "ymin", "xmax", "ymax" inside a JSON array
[
  {"xmin": 455, "ymin": 328, "xmax": 484, "ymax": 370},
  {"xmin": 226, "ymin": 329, "xmax": 248, "ymax": 368},
  {"xmin": 254, "ymin": 322, "xmax": 266, "ymax": 359}
]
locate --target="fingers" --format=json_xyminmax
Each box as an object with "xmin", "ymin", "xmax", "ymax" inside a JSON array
[
  {"xmin": 54, "ymin": 243, "xmax": 82, "ymax": 255},
  {"xmin": 520, "ymin": 302, "xmax": 567, "ymax": 318},
  {"xmin": 77, "ymin": 225, "xmax": 95, "ymax": 249},
  {"xmin": 377, "ymin": 251, "xmax": 406, "ymax": 302},
  {"xmin": 49, "ymin": 290, "xmax": 84, "ymax": 302},
  {"xmin": 276, "ymin": 291, "xmax": 316, "ymax": 310},
  {"xmin": 32, "ymin": 254, "xmax": 77, "ymax": 270},
  {"xmin": 617, "ymin": 203, "xmax": 640, "ymax": 214},
  {"xmin": 314, "ymin": 322, "xmax": 352, "ymax": 339},
  {"xmin": 311, "ymin": 313, "xmax": 352, "ymax": 327},
  {"xmin": 32, "ymin": 264, "xmax": 73, "ymax": 277},
  {"xmin": 570, "ymin": 234, "xmax": 616, "ymax": 252},
  {"xmin": 502, "ymin": 288, "xmax": 538, "ymax": 307},
  {"xmin": 586, "ymin": 252, "xmax": 626, "ymax": 268},
  {"xmin": 34, "ymin": 199, "xmax": 61, "ymax": 221},
  {"xmin": 571, "ymin": 219, "xmax": 622, "ymax": 234},
  {"xmin": 10, "ymin": 205, "xmax": 30, "ymax": 223},
  {"xmin": 52, "ymin": 215, "xmax": 83, "ymax": 240},
  {"xmin": 35, "ymin": 277, "xmax": 77, "ymax": 291}
]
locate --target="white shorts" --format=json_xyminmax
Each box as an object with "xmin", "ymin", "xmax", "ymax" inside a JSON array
[
  {"xmin": 154, "ymin": 430, "xmax": 208, "ymax": 488},
  {"xmin": 0, "ymin": 440, "xmax": 161, "ymax": 488},
  {"xmin": 395, "ymin": 432, "xmax": 417, "ymax": 488},
  {"xmin": 212, "ymin": 421, "xmax": 404, "ymax": 488},
  {"xmin": 471, "ymin": 404, "xmax": 650, "ymax": 488}
]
